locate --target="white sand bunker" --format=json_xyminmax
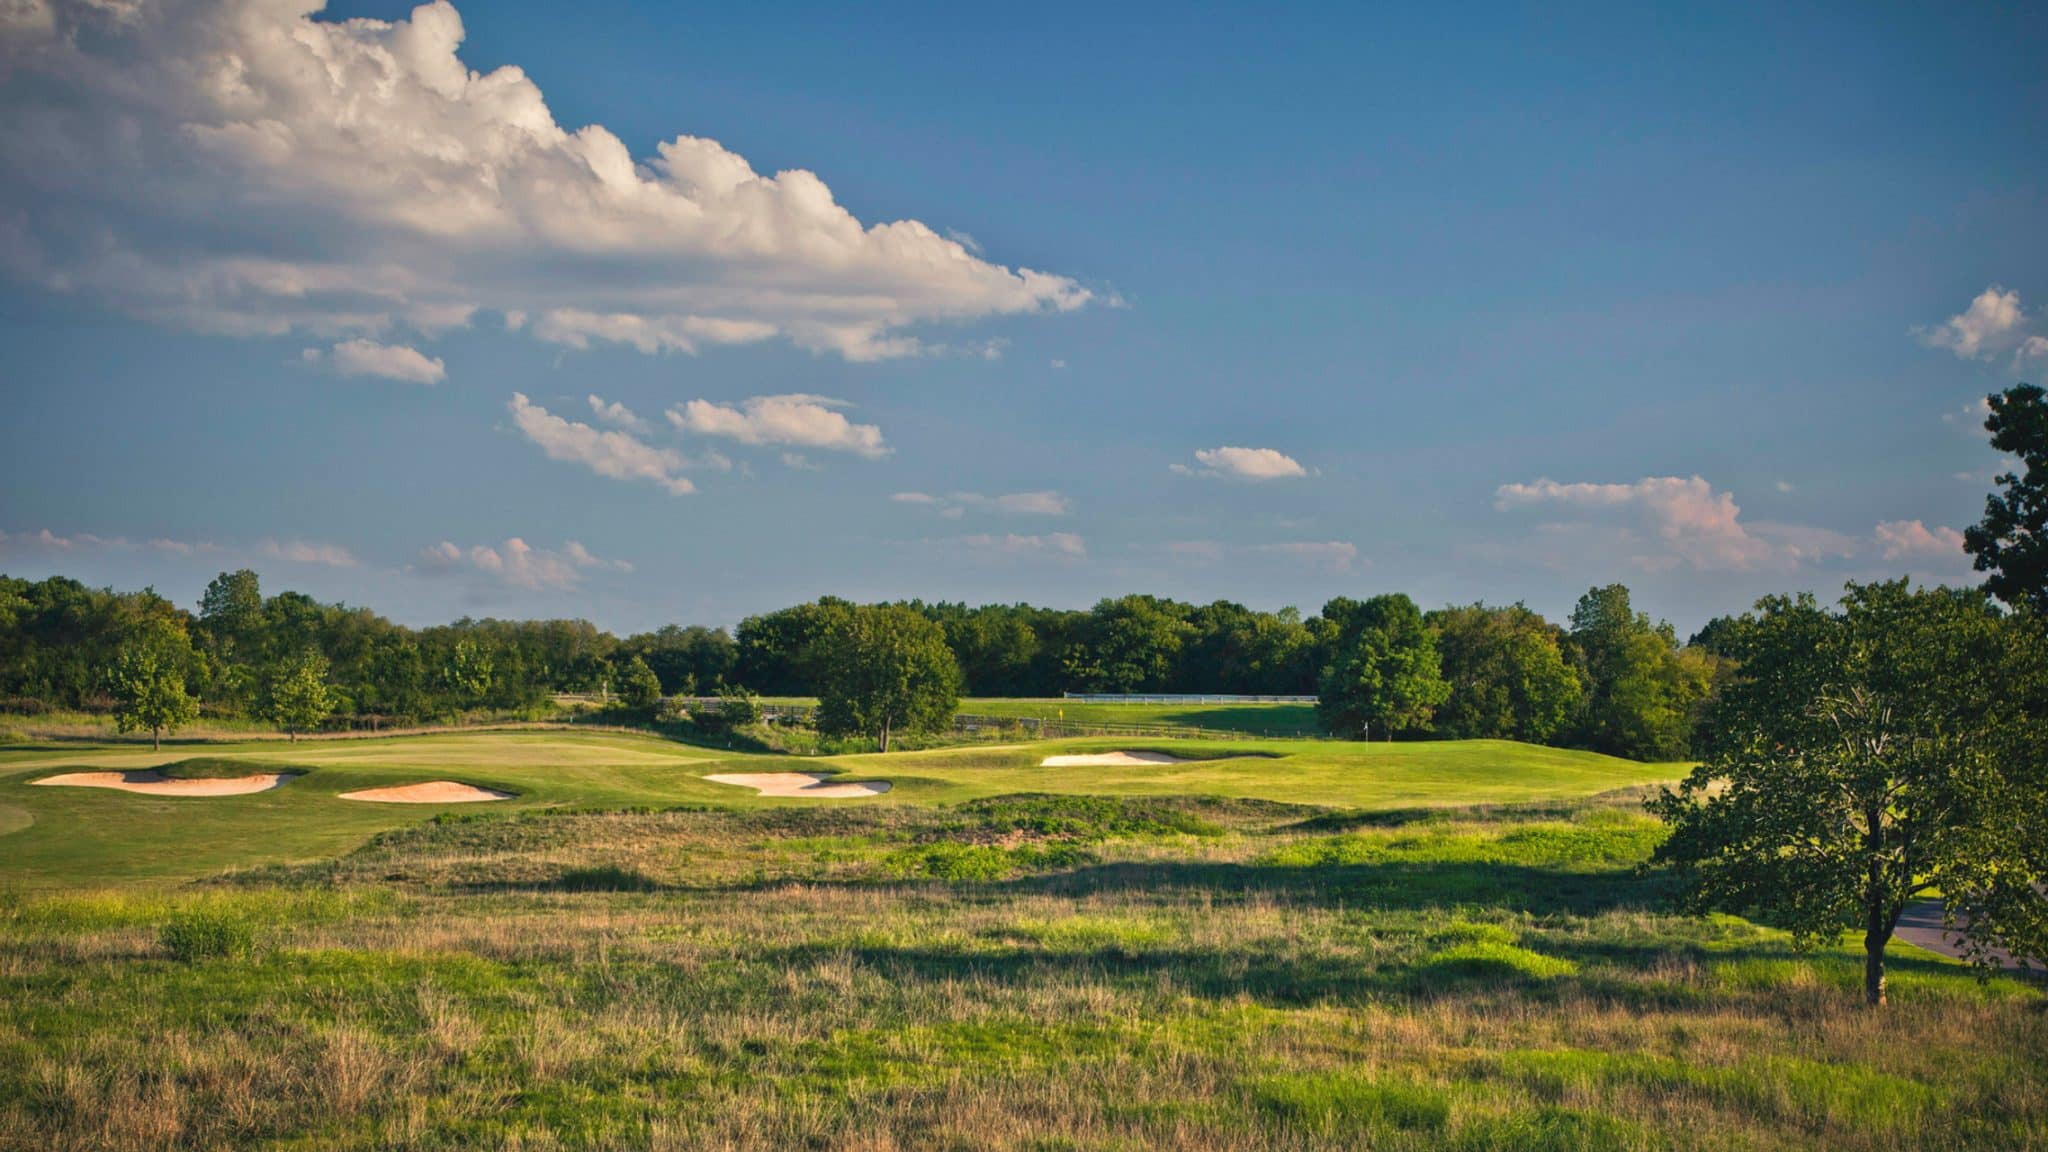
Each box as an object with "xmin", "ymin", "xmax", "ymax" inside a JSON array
[
  {"xmin": 1040, "ymin": 751, "xmax": 1190, "ymax": 767},
  {"xmin": 339, "ymin": 781, "xmax": 513, "ymax": 804},
  {"xmin": 31, "ymin": 770, "xmax": 294, "ymax": 796},
  {"xmin": 703, "ymin": 772, "xmax": 892, "ymax": 798}
]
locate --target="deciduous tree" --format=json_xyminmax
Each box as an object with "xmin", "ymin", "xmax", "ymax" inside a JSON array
[
  {"xmin": 1965, "ymin": 383, "xmax": 2048, "ymax": 614},
  {"xmin": 110, "ymin": 617, "xmax": 199, "ymax": 751},
  {"xmin": 816, "ymin": 605, "xmax": 959, "ymax": 751},
  {"xmin": 263, "ymin": 651, "xmax": 335, "ymax": 742},
  {"xmin": 1652, "ymin": 581, "xmax": 2048, "ymax": 1005},
  {"xmin": 1316, "ymin": 594, "xmax": 1450, "ymax": 740}
]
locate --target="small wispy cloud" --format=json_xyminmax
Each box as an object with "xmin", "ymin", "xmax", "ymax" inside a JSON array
[
  {"xmin": 893, "ymin": 490, "xmax": 1069, "ymax": 517},
  {"xmin": 415, "ymin": 537, "xmax": 629, "ymax": 592}
]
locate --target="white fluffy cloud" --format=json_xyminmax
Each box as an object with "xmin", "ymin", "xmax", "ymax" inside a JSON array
[
  {"xmin": 1917, "ymin": 287, "xmax": 2048, "ymax": 366},
  {"xmin": 669, "ymin": 394, "xmax": 888, "ymax": 459},
  {"xmin": 508, "ymin": 392, "xmax": 703, "ymax": 495},
  {"xmin": 586, "ymin": 394, "xmax": 641, "ymax": 427},
  {"xmin": 893, "ymin": 490, "xmax": 1068, "ymax": 516},
  {"xmin": 313, "ymin": 338, "xmax": 447, "ymax": 384},
  {"xmin": 0, "ymin": 0, "xmax": 1089, "ymax": 362},
  {"xmin": 1875, "ymin": 520, "xmax": 1967, "ymax": 563},
  {"xmin": 1172, "ymin": 446, "xmax": 1309, "ymax": 481},
  {"xmin": 1494, "ymin": 476, "xmax": 1854, "ymax": 571},
  {"xmin": 416, "ymin": 537, "xmax": 627, "ymax": 591}
]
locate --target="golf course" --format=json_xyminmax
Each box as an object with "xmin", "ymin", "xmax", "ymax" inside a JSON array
[{"xmin": 2, "ymin": 728, "xmax": 2042, "ymax": 1150}]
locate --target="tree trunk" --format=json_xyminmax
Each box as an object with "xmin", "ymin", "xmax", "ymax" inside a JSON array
[
  {"xmin": 153, "ymin": 726, "xmax": 160, "ymax": 752},
  {"xmin": 290, "ymin": 729, "xmax": 298, "ymax": 744},
  {"xmin": 880, "ymin": 719, "xmax": 891, "ymax": 754},
  {"xmin": 1864, "ymin": 925, "xmax": 1888, "ymax": 1006}
]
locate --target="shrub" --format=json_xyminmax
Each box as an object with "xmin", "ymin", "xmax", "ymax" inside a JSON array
[
  {"xmin": 159, "ymin": 911, "xmax": 255, "ymax": 962},
  {"xmin": 712, "ymin": 684, "xmax": 761, "ymax": 728}
]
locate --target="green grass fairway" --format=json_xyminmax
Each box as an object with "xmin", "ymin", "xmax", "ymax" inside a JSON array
[
  {"xmin": 2, "ymin": 729, "xmax": 2039, "ymax": 1150},
  {"xmin": 960, "ymin": 697, "xmax": 1323, "ymax": 735},
  {"xmin": 0, "ymin": 731, "xmax": 1679, "ymax": 888}
]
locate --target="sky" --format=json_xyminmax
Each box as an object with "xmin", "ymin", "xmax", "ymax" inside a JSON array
[{"xmin": 1, "ymin": 0, "xmax": 2044, "ymax": 638}]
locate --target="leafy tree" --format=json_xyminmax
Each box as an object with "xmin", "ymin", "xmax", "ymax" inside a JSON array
[
  {"xmin": 362, "ymin": 636, "xmax": 425, "ymax": 722},
  {"xmin": 1069, "ymin": 595, "xmax": 1191, "ymax": 692},
  {"xmin": 734, "ymin": 599, "xmax": 851, "ymax": 695},
  {"xmin": 110, "ymin": 617, "xmax": 199, "ymax": 750},
  {"xmin": 263, "ymin": 651, "xmax": 335, "ymax": 742},
  {"xmin": 618, "ymin": 654, "xmax": 663, "ymax": 710},
  {"xmin": 199, "ymin": 569, "xmax": 263, "ymax": 650},
  {"xmin": 1568, "ymin": 584, "xmax": 1710, "ymax": 760},
  {"xmin": 1317, "ymin": 594, "xmax": 1450, "ymax": 740},
  {"xmin": 1964, "ymin": 383, "xmax": 2048, "ymax": 614},
  {"xmin": 816, "ymin": 605, "xmax": 959, "ymax": 751},
  {"xmin": 1427, "ymin": 603, "xmax": 1582, "ymax": 742},
  {"xmin": 444, "ymin": 638, "xmax": 493, "ymax": 718},
  {"xmin": 1652, "ymin": 582, "xmax": 2048, "ymax": 1005}
]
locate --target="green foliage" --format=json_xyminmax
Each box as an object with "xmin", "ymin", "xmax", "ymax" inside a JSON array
[
  {"xmin": 616, "ymin": 655, "xmax": 662, "ymax": 710},
  {"xmin": 1965, "ymin": 383, "xmax": 2048, "ymax": 613},
  {"xmin": 1428, "ymin": 603, "xmax": 1583, "ymax": 742},
  {"xmin": 444, "ymin": 638, "xmax": 493, "ymax": 711},
  {"xmin": 110, "ymin": 614, "xmax": 200, "ymax": 749},
  {"xmin": 1653, "ymin": 580, "xmax": 2048, "ymax": 1003},
  {"xmin": 1568, "ymin": 584, "xmax": 1711, "ymax": 760},
  {"xmin": 158, "ymin": 911, "xmax": 255, "ymax": 962},
  {"xmin": 1317, "ymin": 593, "xmax": 1451, "ymax": 739},
  {"xmin": 262, "ymin": 650, "xmax": 335, "ymax": 740},
  {"xmin": 815, "ymin": 604, "xmax": 959, "ymax": 751},
  {"xmin": 707, "ymin": 682, "xmax": 761, "ymax": 728}
]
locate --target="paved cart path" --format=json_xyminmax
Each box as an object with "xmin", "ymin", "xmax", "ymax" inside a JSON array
[{"xmin": 1896, "ymin": 898, "xmax": 2042, "ymax": 974}]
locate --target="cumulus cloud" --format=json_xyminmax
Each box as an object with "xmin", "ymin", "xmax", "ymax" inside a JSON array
[
  {"xmin": 957, "ymin": 532, "xmax": 1087, "ymax": 559},
  {"xmin": 0, "ymin": 0, "xmax": 1089, "ymax": 362},
  {"xmin": 1875, "ymin": 520, "xmax": 1967, "ymax": 563},
  {"xmin": 508, "ymin": 392, "xmax": 700, "ymax": 495},
  {"xmin": 1494, "ymin": 476, "xmax": 1854, "ymax": 571},
  {"xmin": 586, "ymin": 394, "xmax": 640, "ymax": 427},
  {"xmin": 1172, "ymin": 446, "xmax": 1309, "ymax": 481},
  {"xmin": 1916, "ymin": 287, "xmax": 2048, "ymax": 367},
  {"xmin": 668, "ymin": 394, "xmax": 888, "ymax": 459},
  {"xmin": 893, "ymin": 490, "xmax": 1068, "ymax": 516},
  {"xmin": 310, "ymin": 338, "xmax": 447, "ymax": 384},
  {"xmin": 260, "ymin": 538, "xmax": 358, "ymax": 567},
  {"xmin": 415, "ymin": 536, "xmax": 627, "ymax": 591}
]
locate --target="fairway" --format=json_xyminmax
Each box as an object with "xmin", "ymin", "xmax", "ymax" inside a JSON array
[
  {"xmin": 0, "ymin": 730, "xmax": 1679, "ymax": 889},
  {"xmin": 962, "ymin": 697, "xmax": 1324, "ymax": 736}
]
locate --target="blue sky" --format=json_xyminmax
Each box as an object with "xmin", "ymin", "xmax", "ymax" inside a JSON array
[{"xmin": 1, "ymin": 0, "xmax": 2043, "ymax": 636}]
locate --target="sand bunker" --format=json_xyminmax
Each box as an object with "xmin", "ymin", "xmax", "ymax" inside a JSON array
[
  {"xmin": 1040, "ymin": 751, "xmax": 1190, "ymax": 767},
  {"xmin": 30, "ymin": 770, "xmax": 295, "ymax": 796},
  {"xmin": 338, "ymin": 781, "xmax": 513, "ymax": 804},
  {"xmin": 703, "ymin": 772, "xmax": 892, "ymax": 798}
]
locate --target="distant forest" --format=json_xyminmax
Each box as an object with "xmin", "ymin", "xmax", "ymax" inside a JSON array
[{"xmin": 0, "ymin": 569, "xmax": 1739, "ymax": 760}]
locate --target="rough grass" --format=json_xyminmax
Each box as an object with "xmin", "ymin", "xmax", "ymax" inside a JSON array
[{"xmin": 0, "ymin": 785, "xmax": 2040, "ymax": 1150}]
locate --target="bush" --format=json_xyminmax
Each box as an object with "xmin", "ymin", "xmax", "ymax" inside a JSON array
[
  {"xmin": 159, "ymin": 911, "xmax": 255, "ymax": 962},
  {"xmin": 715, "ymin": 684, "xmax": 762, "ymax": 727}
]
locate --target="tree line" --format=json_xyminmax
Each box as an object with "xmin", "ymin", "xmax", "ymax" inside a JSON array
[{"xmin": 1, "ymin": 565, "xmax": 1721, "ymax": 759}]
